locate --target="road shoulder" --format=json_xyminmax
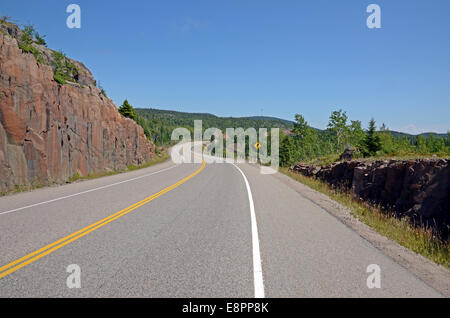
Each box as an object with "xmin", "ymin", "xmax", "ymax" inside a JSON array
[{"xmin": 250, "ymin": 164, "xmax": 450, "ymax": 297}]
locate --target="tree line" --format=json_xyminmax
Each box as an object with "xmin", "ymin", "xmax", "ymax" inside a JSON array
[
  {"xmin": 279, "ymin": 110, "xmax": 449, "ymax": 167},
  {"xmin": 119, "ymin": 101, "xmax": 293, "ymax": 146},
  {"xmin": 117, "ymin": 100, "xmax": 449, "ymax": 166}
]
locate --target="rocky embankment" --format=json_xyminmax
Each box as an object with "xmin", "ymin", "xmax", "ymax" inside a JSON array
[
  {"xmin": 0, "ymin": 22, "xmax": 154, "ymax": 193},
  {"xmin": 291, "ymin": 159, "xmax": 449, "ymax": 239}
]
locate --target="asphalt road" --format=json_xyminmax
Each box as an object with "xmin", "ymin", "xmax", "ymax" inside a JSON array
[{"xmin": 0, "ymin": 146, "xmax": 444, "ymax": 297}]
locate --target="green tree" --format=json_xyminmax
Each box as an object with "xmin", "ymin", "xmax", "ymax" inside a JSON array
[
  {"xmin": 327, "ymin": 109, "xmax": 349, "ymax": 151},
  {"xmin": 136, "ymin": 115, "xmax": 152, "ymax": 140},
  {"xmin": 118, "ymin": 99, "xmax": 137, "ymax": 121},
  {"xmin": 21, "ymin": 25, "xmax": 35, "ymax": 44},
  {"xmin": 280, "ymin": 135, "xmax": 296, "ymax": 167},
  {"xmin": 378, "ymin": 131, "xmax": 396, "ymax": 155},
  {"xmin": 348, "ymin": 120, "xmax": 365, "ymax": 152},
  {"xmin": 290, "ymin": 114, "xmax": 323, "ymax": 161},
  {"xmin": 416, "ymin": 135, "xmax": 427, "ymax": 154},
  {"xmin": 17, "ymin": 25, "xmax": 44, "ymax": 64},
  {"xmin": 363, "ymin": 118, "xmax": 382, "ymax": 157},
  {"xmin": 34, "ymin": 32, "xmax": 46, "ymax": 46},
  {"xmin": 292, "ymin": 114, "xmax": 310, "ymax": 138},
  {"xmin": 428, "ymin": 135, "xmax": 445, "ymax": 153}
]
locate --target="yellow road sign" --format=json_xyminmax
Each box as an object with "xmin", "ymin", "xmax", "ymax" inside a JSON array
[{"xmin": 255, "ymin": 142, "xmax": 261, "ymax": 150}]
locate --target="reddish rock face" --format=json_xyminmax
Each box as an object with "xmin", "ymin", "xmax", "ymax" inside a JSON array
[{"xmin": 0, "ymin": 32, "xmax": 155, "ymax": 193}]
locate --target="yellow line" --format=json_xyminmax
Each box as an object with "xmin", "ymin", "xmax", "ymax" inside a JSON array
[{"xmin": 0, "ymin": 160, "xmax": 206, "ymax": 279}]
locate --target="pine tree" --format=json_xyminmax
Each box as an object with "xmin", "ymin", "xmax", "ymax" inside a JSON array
[
  {"xmin": 118, "ymin": 99, "xmax": 137, "ymax": 121},
  {"xmin": 363, "ymin": 118, "xmax": 381, "ymax": 157}
]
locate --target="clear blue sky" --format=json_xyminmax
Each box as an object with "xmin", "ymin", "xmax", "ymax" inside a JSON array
[{"xmin": 1, "ymin": 0, "xmax": 449, "ymax": 133}]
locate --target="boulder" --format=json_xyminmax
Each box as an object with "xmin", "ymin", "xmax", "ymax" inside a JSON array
[
  {"xmin": 291, "ymin": 158, "xmax": 449, "ymax": 239},
  {"xmin": 339, "ymin": 146, "xmax": 355, "ymax": 161}
]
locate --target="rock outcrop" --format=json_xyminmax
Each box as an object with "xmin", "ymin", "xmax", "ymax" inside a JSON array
[
  {"xmin": 0, "ymin": 23, "xmax": 154, "ymax": 193},
  {"xmin": 291, "ymin": 159, "xmax": 450, "ymax": 239}
]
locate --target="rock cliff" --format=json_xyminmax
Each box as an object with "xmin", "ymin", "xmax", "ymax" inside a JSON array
[
  {"xmin": 0, "ymin": 22, "xmax": 154, "ymax": 193},
  {"xmin": 291, "ymin": 159, "xmax": 449, "ymax": 239}
]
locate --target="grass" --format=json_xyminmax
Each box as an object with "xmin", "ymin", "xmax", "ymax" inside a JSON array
[
  {"xmin": 18, "ymin": 43, "xmax": 44, "ymax": 64},
  {"xmin": 0, "ymin": 182, "xmax": 44, "ymax": 197},
  {"xmin": 303, "ymin": 153, "xmax": 449, "ymax": 167},
  {"xmin": 69, "ymin": 149, "xmax": 169, "ymax": 182},
  {"xmin": 51, "ymin": 51, "xmax": 79, "ymax": 85},
  {"xmin": 53, "ymin": 72, "xmax": 67, "ymax": 85},
  {"xmin": 0, "ymin": 19, "xmax": 13, "ymax": 27},
  {"xmin": 362, "ymin": 153, "xmax": 449, "ymax": 162},
  {"xmin": 304, "ymin": 154, "xmax": 341, "ymax": 166},
  {"xmin": 280, "ymin": 167, "xmax": 450, "ymax": 269}
]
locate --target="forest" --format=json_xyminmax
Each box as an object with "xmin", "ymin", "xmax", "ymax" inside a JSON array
[
  {"xmin": 118, "ymin": 102, "xmax": 450, "ymax": 167},
  {"xmin": 279, "ymin": 110, "xmax": 449, "ymax": 167},
  {"xmin": 134, "ymin": 107, "xmax": 293, "ymax": 145}
]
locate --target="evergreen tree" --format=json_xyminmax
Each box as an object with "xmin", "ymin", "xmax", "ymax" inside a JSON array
[
  {"xmin": 136, "ymin": 115, "xmax": 151, "ymax": 139},
  {"xmin": 363, "ymin": 118, "xmax": 381, "ymax": 157},
  {"xmin": 118, "ymin": 99, "xmax": 137, "ymax": 121},
  {"xmin": 132, "ymin": 108, "xmax": 450, "ymax": 158}
]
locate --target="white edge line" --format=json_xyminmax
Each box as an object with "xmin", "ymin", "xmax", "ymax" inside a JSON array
[
  {"xmin": 0, "ymin": 165, "xmax": 178, "ymax": 216},
  {"xmin": 192, "ymin": 146, "xmax": 265, "ymax": 297},
  {"xmin": 231, "ymin": 163, "xmax": 265, "ymax": 299}
]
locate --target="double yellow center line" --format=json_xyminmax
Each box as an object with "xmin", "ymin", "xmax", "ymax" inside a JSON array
[{"xmin": 0, "ymin": 160, "xmax": 206, "ymax": 279}]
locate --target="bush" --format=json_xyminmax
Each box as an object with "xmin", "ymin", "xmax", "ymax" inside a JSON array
[
  {"xmin": 34, "ymin": 32, "xmax": 46, "ymax": 46},
  {"xmin": 53, "ymin": 72, "xmax": 67, "ymax": 85},
  {"xmin": 17, "ymin": 25, "xmax": 45, "ymax": 64},
  {"xmin": 18, "ymin": 42, "xmax": 44, "ymax": 64},
  {"xmin": 51, "ymin": 50, "xmax": 79, "ymax": 84}
]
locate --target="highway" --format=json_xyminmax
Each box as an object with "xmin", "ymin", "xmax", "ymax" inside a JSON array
[{"xmin": 0, "ymin": 145, "xmax": 444, "ymax": 297}]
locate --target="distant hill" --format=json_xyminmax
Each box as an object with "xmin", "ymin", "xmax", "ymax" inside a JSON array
[
  {"xmin": 134, "ymin": 107, "xmax": 295, "ymax": 145},
  {"xmin": 134, "ymin": 107, "xmax": 447, "ymax": 144},
  {"xmin": 388, "ymin": 130, "xmax": 448, "ymax": 139},
  {"xmin": 245, "ymin": 116, "xmax": 295, "ymax": 127},
  {"xmin": 135, "ymin": 108, "xmax": 294, "ymax": 130}
]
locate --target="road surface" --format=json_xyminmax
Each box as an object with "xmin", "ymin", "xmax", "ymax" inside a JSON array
[{"xmin": 0, "ymin": 145, "xmax": 443, "ymax": 297}]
